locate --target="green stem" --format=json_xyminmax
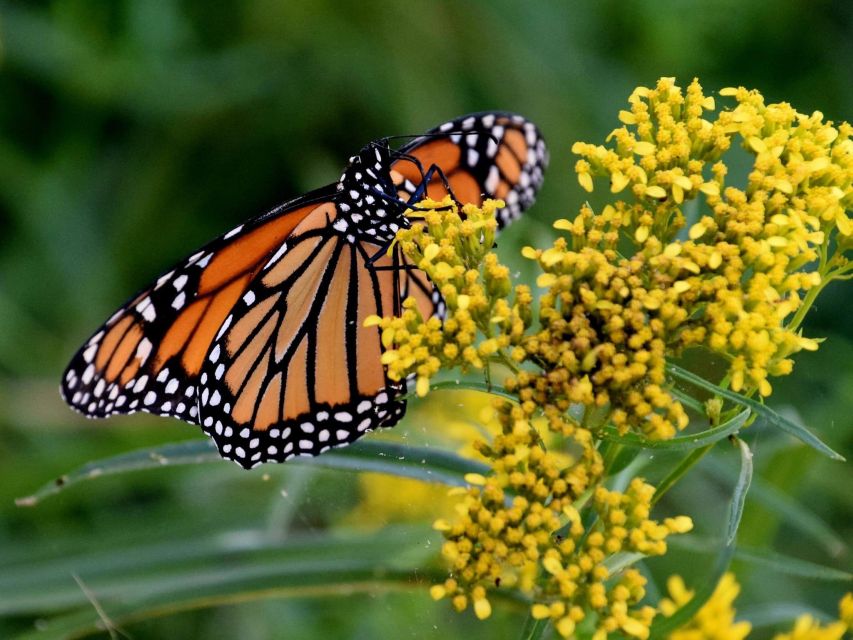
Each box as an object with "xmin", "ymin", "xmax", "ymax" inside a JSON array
[
  {"xmin": 601, "ymin": 440, "xmax": 624, "ymax": 475},
  {"xmin": 651, "ymin": 444, "xmax": 715, "ymax": 506},
  {"xmin": 788, "ymin": 277, "xmax": 829, "ymax": 332},
  {"xmin": 786, "ymin": 245, "xmax": 853, "ymax": 331},
  {"xmin": 519, "ymin": 614, "xmax": 551, "ymax": 640}
]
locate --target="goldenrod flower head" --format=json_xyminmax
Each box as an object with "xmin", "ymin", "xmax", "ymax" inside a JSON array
[
  {"xmin": 771, "ymin": 590, "xmax": 852, "ymax": 640},
  {"xmin": 366, "ymin": 78, "xmax": 850, "ymax": 635},
  {"xmin": 569, "ymin": 78, "xmax": 851, "ymax": 396},
  {"xmin": 372, "ymin": 198, "xmax": 692, "ymax": 635},
  {"xmin": 661, "ymin": 572, "xmax": 752, "ymax": 640}
]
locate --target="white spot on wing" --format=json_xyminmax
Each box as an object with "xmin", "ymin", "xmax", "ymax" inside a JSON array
[
  {"xmin": 83, "ymin": 343, "xmax": 98, "ymax": 364},
  {"xmin": 132, "ymin": 376, "xmax": 148, "ymax": 393},
  {"xmin": 485, "ymin": 165, "xmax": 500, "ymax": 194},
  {"xmin": 486, "ymin": 137, "xmax": 498, "ymax": 158},
  {"xmin": 136, "ymin": 338, "xmax": 153, "ymax": 363},
  {"xmin": 223, "ymin": 224, "xmax": 244, "ymax": 239},
  {"xmin": 265, "ymin": 243, "xmax": 288, "ymax": 270}
]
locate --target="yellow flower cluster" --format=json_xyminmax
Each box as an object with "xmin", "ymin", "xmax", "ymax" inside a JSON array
[
  {"xmin": 374, "ymin": 197, "xmax": 693, "ymax": 638},
  {"xmin": 430, "ymin": 402, "xmax": 691, "ymax": 639},
  {"xmin": 521, "ymin": 235, "xmax": 690, "ymax": 439},
  {"xmin": 368, "ymin": 79, "xmax": 851, "ymax": 637},
  {"xmin": 368, "ymin": 197, "xmax": 531, "ymax": 397},
  {"xmin": 662, "ymin": 573, "xmax": 852, "ymax": 640},
  {"xmin": 661, "ymin": 573, "xmax": 752, "ymax": 640},
  {"xmin": 569, "ymin": 77, "xmax": 852, "ymax": 395}
]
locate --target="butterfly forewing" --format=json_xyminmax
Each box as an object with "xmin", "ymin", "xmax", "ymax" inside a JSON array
[
  {"xmin": 196, "ymin": 205, "xmax": 434, "ymax": 467},
  {"xmin": 60, "ymin": 189, "xmax": 337, "ymax": 423}
]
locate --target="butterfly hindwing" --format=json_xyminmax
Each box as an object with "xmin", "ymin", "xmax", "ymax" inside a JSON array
[
  {"xmin": 196, "ymin": 204, "xmax": 434, "ymax": 467},
  {"xmin": 391, "ymin": 111, "xmax": 548, "ymax": 227}
]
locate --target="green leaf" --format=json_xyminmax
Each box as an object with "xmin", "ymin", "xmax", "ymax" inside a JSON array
[
  {"xmin": 668, "ymin": 536, "xmax": 852, "ymax": 582},
  {"xmin": 602, "ymin": 552, "xmax": 646, "ymax": 574},
  {"xmin": 649, "ymin": 438, "xmax": 752, "ymax": 637},
  {"xmin": 0, "ymin": 526, "xmax": 433, "ymax": 616},
  {"xmin": 736, "ymin": 547, "xmax": 851, "ymax": 581},
  {"xmin": 651, "ymin": 444, "xmax": 714, "ymax": 506},
  {"xmin": 519, "ymin": 614, "xmax": 551, "ymax": 640},
  {"xmin": 666, "ymin": 363, "xmax": 844, "ymax": 461},
  {"xmin": 16, "ymin": 439, "xmax": 489, "ymax": 506},
  {"xmin": 738, "ymin": 603, "xmax": 835, "ymax": 628},
  {"xmin": 424, "ymin": 379, "xmax": 516, "ymax": 402},
  {"xmin": 668, "ymin": 386, "xmax": 707, "ymax": 415},
  {"xmin": 601, "ymin": 408, "xmax": 750, "ymax": 451},
  {"xmin": 727, "ymin": 438, "xmax": 753, "ymax": 545},
  {"xmin": 703, "ymin": 456, "xmax": 847, "ymax": 557},
  {"xmin": 4, "ymin": 527, "xmax": 445, "ymax": 639}
]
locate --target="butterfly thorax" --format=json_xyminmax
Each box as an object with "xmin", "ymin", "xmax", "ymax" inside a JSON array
[{"xmin": 333, "ymin": 141, "xmax": 409, "ymax": 246}]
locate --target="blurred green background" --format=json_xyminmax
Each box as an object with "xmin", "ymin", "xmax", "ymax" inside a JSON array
[{"xmin": 0, "ymin": 1, "xmax": 851, "ymax": 638}]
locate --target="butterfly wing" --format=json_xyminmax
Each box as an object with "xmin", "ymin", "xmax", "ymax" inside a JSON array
[
  {"xmin": 61, "ymin": 187, "xmax": 340, "ymax": 423},
  {"xmin": 196, "ymin": 215, "xmax": 434, "ymax": 468},
  {"xmin": 391, "ymin": 111, "xmax": 548, "ymax": 227}
]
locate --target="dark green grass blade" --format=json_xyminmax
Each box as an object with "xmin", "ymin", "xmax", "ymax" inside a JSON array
[
  {"xmin": 703, "ymin": 456, "xmax": 847, "ymax": 557},
  {"xmin": 666, "ymin": 364, "xmax": 844, "ymax": 461},
  {"xmin": 601, "ymin": 408, "xmax": 750, "ymax": 450},
  {"xmin": 16, "ymin": 439, "xmax": 489, "ymax": 506},
  {"xmin": 4, "ymin": 527, "xmax": 444, "ymax": 640},
  {"xmin": 650, "ymin": 438, "xmax": 753, "ymax": 637},
  {"xmin": 668, "ymin": 536, "xmax": 852, "ymax": 581}
]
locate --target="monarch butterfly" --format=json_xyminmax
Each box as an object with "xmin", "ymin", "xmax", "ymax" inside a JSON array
[{"xmin": 61, "ymin": 112, "xmax": 548, "ymax": 469}]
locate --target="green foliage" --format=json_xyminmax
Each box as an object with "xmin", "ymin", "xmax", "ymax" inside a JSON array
[{"xmin": 0, "ymin": 1, "xmax": 850, "ymax": 638}]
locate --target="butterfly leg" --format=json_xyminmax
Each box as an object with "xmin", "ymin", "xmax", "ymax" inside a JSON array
[{"xmin": 407, "ymin": 163, "xmax": 458, "ymax": 207}]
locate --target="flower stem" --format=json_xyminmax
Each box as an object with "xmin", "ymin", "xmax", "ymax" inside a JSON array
[{"xmin": 651, "ymin": 444, "xmax": 715, "ymax": 506}]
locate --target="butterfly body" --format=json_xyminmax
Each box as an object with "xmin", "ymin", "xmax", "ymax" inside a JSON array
[
  {"xmin": 331, "ymin": 142, "xmax": 406, "ymax": 246},
  {"xmin": 62, "ymin": 112, "xmax": 547, "ymax": 468}
]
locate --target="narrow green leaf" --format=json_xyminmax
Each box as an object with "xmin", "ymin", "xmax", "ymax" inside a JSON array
[
  {"xmin": 13, "ymin": 568, "xmax": 443, "ymax": 640},
  {"xmin": 727, "ymin": 438, "xmax": 753, "ymax": 545},
  {"xmin": 519, "ymin": 614, "xmax": 551, "ymax": 640},
  {"xmin": 601, "ymin": 408, "xmax": 750, "ymax": 451},
  {"xmin": 736, "ymin": 547, "xmax": 852, "ymax": 581},
  {"xmin": 704, "ymin": 456, "xmax": 847, "ymax": 557},
  {"xmin": 602, "ymin": 552, "xmax": 646, "ymax": 574},
  {"xmin": 738, "ymin": 603, "xmax": 834, "ymax": 628},
  {"xmin": 1, "ymin": 524, "xmax": 532, "ymax": 640},
  {"xmin": 651, "ymin": 444, "xmax": 714, "ymax": 506},
  {"xmin": 666, "ymin": 363, "xmax": 844, "ymax": 461},
  {"xmin": 0, "ymin": 526, "xmax": 434, "ymax": 616},
  {"xmin": 650, "ymin": 437, "xmax": 753, "ymax": 637},
  {"xmin": 16, "ymin": 439, "xmax": 489, "ymax": 506},
  {"xmin": 668, "ymin": 386, "xmax": 707, "ymax": 415},
  {"xmin": 668, "ymin": 536, "xmax": 852, "ymax": 582}
]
